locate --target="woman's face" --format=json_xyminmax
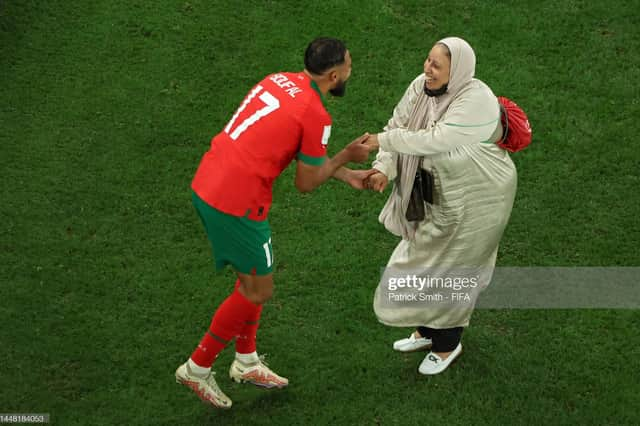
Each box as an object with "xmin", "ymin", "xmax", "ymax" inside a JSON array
[{"xmin": 423, "ymin": 44, "xmax": 451, "ymax": 91}]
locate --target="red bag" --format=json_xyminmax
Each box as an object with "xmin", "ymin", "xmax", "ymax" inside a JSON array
[{"xmin": 496, "ymin": 96, "xmax": 532, "ymax": 152}]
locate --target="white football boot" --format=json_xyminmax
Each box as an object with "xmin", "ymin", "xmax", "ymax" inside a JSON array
[
  {"xmin": 229, "ymin": 356, "xmax": 289, "ymax": 389},
  {"xmin": 175, "ymin": 362, "xmax": 232, "ymax": 409}
]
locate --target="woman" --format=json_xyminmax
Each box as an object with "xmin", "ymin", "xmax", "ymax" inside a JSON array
[{"xmin": 365, "ymin": 37, "xmax": 517, "ymax": 375}]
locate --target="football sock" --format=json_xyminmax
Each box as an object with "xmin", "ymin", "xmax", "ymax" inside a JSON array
[
  {"xmin": 233, "ymin": 277, "xmax": 263, "ymax": 355},
  {"xmin": 190, "ymin": 282, "xmax": 260, "ymax": 369},
  {"xmin": 235, "ymin": 303, "xmax": 263, "ymax": 355},
  {"xmin": 235, "ymin": 351, "xmax": 260, "ymax": 365},
  {"xmin": 187, "ymin": 358, "xmax": 211, "ymax": 377}
]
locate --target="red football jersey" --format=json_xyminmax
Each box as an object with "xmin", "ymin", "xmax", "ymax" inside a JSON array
[{"xmin": 192, "ymin": 72, "xmax": 331, "ymax": 221}]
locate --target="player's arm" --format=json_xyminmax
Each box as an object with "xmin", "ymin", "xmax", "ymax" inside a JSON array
[
  {"xmin": 295, "ymin": 133, "xmax": 373, "ymax": 193},
  {"xmin": 332, "ymin": 166, "xmax": 351, "ymax": 182},
  {"xmin": 333, "ymin": 166, "xmax": 379, "ymax": 190}
]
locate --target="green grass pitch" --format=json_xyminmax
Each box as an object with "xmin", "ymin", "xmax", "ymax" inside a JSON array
[{"xmin": 1, "ymin": 1, "xmax": 639, "ymax": 424}]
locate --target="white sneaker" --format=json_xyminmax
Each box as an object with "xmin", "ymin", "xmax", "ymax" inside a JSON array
[
  {"xmin": 418, "ymin": 343, "xmax": 463, "ymax": 375},
  {"xmin": 393, "ymin": 333, "xmax": 432, "ymax": 352},
  {"xmin": 229, "ymin": 356, "xmax": 289, "ymax": 389},
  {"xmin": 175, "ymin": 362, "xmax": 232, "ymax": 409}
]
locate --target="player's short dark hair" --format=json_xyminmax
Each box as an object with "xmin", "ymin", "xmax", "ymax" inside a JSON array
[{"xmin": 304, "ymin": 37, "xmax": 347, "ymax": 75}]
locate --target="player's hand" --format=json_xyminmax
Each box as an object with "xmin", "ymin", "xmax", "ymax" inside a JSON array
[
  {"xmin": 363, "ymin": 133, "xmax": 380, "ymax": 151},
  {"xmin": 365, "ymin": 170, "xmax": 389, "ymax": 193},
  {"xmin": 344, "ymin": 133, "xmax": 375, "ymax": 163},
  {"xmin": 345, "ymin": 168, "xmax": 379, "ymax": 190}
]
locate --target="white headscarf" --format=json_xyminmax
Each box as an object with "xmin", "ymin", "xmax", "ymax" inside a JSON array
[{"xmin": 378, "ymin": 37, "xmax": 477, "ymax": 240}]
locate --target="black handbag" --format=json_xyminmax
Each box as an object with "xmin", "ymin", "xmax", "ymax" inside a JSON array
[
  {"xmin": 421, "ymin": 168, "xmax": 434, "ymax": 204},
  {"xmin": 405, "ymin": 167, "xmax": 434, "ymax": 222}
]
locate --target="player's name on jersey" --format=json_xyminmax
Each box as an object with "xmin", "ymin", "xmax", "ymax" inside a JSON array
[{"xmin": 269, "ymin": 73, "xmax": 303, "ymax": 98}]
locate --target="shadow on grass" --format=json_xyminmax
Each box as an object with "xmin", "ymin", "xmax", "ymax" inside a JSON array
[{"xmin": 200, "ymin": 386, "xmax": 294, "ymax": 422}]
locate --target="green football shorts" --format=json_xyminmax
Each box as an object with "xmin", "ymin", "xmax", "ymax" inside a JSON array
[{"xmin": 192, "ymin": 191, "xmax": 274, "ymax": 276}]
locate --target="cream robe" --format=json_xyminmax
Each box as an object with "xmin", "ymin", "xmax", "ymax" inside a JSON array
[{"xmin": 373, "ymin": 75, "xmax": 517, "ymax": 328}]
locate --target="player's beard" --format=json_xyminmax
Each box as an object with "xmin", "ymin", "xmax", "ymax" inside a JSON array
[
  {"xmin": 424, "ymin": 82, "xmax": 448, "ymax": 97},
  {"xmin": 329, "ymin": 78, "xmax": 347, "ymax": 97}
]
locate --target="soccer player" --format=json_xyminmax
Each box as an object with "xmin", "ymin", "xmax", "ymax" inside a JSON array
[{"xmin": 175, "ymin": 37, "xmax": 377, "ymax": 408}]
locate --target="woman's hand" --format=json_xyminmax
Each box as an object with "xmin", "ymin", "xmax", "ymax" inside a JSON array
[
  {"xmin": 365, "ymin": 170, "xmax": 389, "ymax": 193},
  {"xmin": 345, "ymin": 169, "xmax": 378, "ymax": 190}
]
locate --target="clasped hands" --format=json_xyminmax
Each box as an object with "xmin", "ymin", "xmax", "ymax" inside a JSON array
[{"xmin": 341, "ymin": 133, "xmax": 389, "ymax": 193}]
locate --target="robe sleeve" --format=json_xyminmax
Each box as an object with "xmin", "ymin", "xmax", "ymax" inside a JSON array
[
  {"xmin": 378, "ymin": 86, "xmax": 500, "ymax": 157},
  {"xmin": 372, "ymin": 75, "xmax": 424, "ymax": 180}
]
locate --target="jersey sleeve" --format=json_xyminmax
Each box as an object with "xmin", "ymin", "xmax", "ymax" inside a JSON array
[{"xmin": 296, "ymin": 103, "xmax": 331, "ymax": 166}]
